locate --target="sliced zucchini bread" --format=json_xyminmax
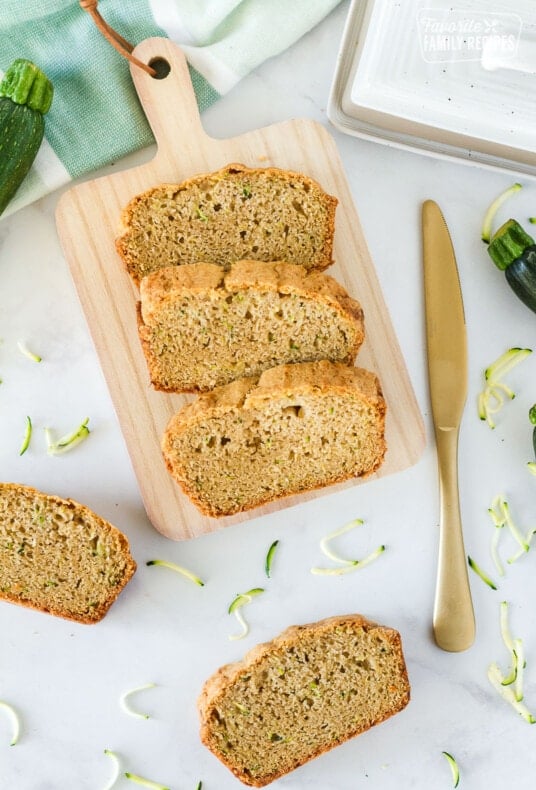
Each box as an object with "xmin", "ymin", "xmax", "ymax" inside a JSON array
[
  {"xmin": 0, "ymin": 483, "xmax": 136, "ymax": 623},
  {"xmin": 116, "ymin": 163, "xmax": 337, "ymax": 284},
  {"xmin": 198, "ymin": 614, "xmax": 410, "ymax": 786},
  {"xmin": 138, "ymin": 260, "xmax": 364, "ymax": 392},
  {"xmin": 162, "ymin": 360, "xmax": 386, "ymax": 516}
]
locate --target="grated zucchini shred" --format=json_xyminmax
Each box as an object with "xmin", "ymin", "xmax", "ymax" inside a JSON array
[
  {"xmin": 441, "ymin": 751, "xmax": 460, "ymax": 788},
  {"xmin": 103, "ymin": 749, "xmax": 121, "ymax": 790},
  {"xmin": 120, "ymin": 683, "xmax": 157, "ymax": 720},
  {"xmin": 124, "ymin": 772, "xmax": 170, "ymax": 790},
  {"xmin": 17, "ymin": 340, "xmax": 42, "ymax": 363},
  {"xmin": 228, "ymin": 588, "xmax": 265, "ymax": 641},
  {"xmin": 19, "ymin": 415, "xmax": 32, "ymax": 456},
  {"xmin": 265, "ymin": 540, "xmax": 279, "ymax": 578},
  {"xmin": 467, "ymin": 555, "xmax": 498, "ymax": 589},
  {"xmin": 478, "ymin": 348, "xmax": 532, "ymax": 429},
  {"xmin": 146, "ymin": 559, "xmax": 204, "ymax": 587},
  {"xmin": 46, "ymin": 418, "xmax": 90, "ymax": 455},
  {"xmin": 311, "ymin": 518, "xmax": 385, "ymax": 575},
  {"xmin": 0, "ymin": 700, "xmax": 20, "ymax": 746}
]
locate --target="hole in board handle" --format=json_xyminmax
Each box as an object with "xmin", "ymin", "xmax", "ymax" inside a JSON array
[{"xmin": 149, "ymin": 57, "xmax": 171, "ymax": 79}]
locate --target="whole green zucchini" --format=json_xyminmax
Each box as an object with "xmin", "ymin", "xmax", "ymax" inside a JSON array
[
  {"xmin": 488, "ymin": 219, "xmax": 536, "ymax": 314},
  {"xmin": 0, "ymin": 59, "xmax": 53, "ymax": 216}
]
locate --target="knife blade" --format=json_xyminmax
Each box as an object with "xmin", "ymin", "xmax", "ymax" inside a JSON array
[{"xmin": 422, "ymin": 199, "xmax": 475, "ymax": 652}]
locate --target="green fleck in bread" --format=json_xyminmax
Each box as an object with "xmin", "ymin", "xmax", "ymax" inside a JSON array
[
  {"xmin": 162, "ymin": 360, "xmax": 386, "ymax": 516},
  {"xmin": 0, "ymin": 483, "xmax": 136, "ymax": 623},
  {"xmin": 116, "ymin": 164, "xmax": 337, "ymax": 284},
  {"xmin": 198, "ymin": 614, "xmax": 410, "ymax": 786},
  {"xmin": 138, "ymin": 260, "xmax": 364, "ymax": 392}
]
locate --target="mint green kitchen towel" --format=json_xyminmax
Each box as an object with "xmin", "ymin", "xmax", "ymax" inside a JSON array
[{"xmin": 0, "ymin": 0, "xmax": 342, "ymax": 218}]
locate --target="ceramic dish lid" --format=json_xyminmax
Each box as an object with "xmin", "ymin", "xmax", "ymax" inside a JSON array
[{"xmin": 328, "ymin": 0, "xmax": 536, "ymax": 175}]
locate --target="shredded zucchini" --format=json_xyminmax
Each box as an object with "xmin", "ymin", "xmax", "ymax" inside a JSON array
[
  {"xmin": 120, "ymin": 683, "xmax": 156, "ymax": 720},
  {"xmin": 507, "ymin": 529, "xmax": 536, "ymax": 564},
  {"xmin": 467, "ymin": 556, "xmax": 498, "ymax": 589},
  {"xmin": 485, "ymin": 347, "xmax": 531, "ymax": 381},
  {"xmin": 478, "ymin": 349, "xmax": 532, "ymax": 428},
  {"xmin": 17, "ymin": 340, "xmax": 42, "ymax": 363},
  {"xmin": 501, "ymin": 499, "xmax": 530, "ymax": 552},
  {"xmin": 146, "ymin": 559, "xmax": 204, "ymax": 587},
  {"xmin": 124, "ymin": 773, "xmax": 170, "ymax": 790},
  {"xmin": 494, "ymin": 602, "xmax": 529, "ymax": 707},
  {"xmin": 441, "ymin": 751, "xmax": 460, "ymax": 788},
  {"xmin": 499, "ymin": 601, "xmax": 517, "ymax": 685},
  {"xmin": 228, "ymin": 588, "xmax": 264, "ymax": 641},
  {"xmin": 311, "ymin": 518, "xmax": 385, "ymax": 574},
  {"xmin": 489, "ymin": 495, "xmax": 536, "ymax": 568},
  {"xmin": 489, "ymin": 516, "xmax": 505, "ymax": 577},
  {"xmin": 481, "ymin": 182, "xmax": 522, "ymax": 243},
  {"xmin": 311, "ymin": 545, "xmax": 385, "ymax": 575},
  {"xmin": 319, "ymin": 518, "xmax": 364, "ymax": 564},
  {"xmin": 46, "ymin": 418, "xmax": 90, "ymax": 455},
  {"xmin": 487, "ymin": 663, "xmax": 535, "ymax": 723},
  {"xmin": 514, "ymin": 638, "xmax": 526, "ymax": 702},
  {"xmin": 0, "ymin": 700, "xmax": 20, "ymax": 746},
  {"xmin": 265, "ymin": 540, "xmax": 279, "ymax": 578},
  {"xmin": 103, "ymin": 749, "xmax": 121, "ymax": 790},
  {"xmin": 19, "ymin": 415, "xmax": 32, "ymax": 456}
]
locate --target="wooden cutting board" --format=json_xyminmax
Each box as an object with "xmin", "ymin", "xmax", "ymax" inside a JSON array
[{"xmin": 56, "ymin": 38, "xmax": 425, "ymax": 541}]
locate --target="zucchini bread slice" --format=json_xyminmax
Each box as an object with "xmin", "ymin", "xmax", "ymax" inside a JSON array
[
  {"xmin": 0, "ymin": 483, "xmax": 136, "ymax": 623},
  {"xmin": 138, "ymin": 260, "xmax": 364, "ymax": 392},
  {"xmin": 116, "ymin": 163, "xmax": 337, "ymax": 284},
  {"xmin": 198, "ymin": 614, "xmax": 410, "ymax": 786},
  {"xmin": 162, "ymin": 360, "xmax": 386, "ymax": 516}
]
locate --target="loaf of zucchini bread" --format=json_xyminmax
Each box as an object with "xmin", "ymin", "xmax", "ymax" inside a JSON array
[
  {"xmin": 0, "ymin": 483, "xmax": 136, "ymax": 623},
  {"xmin": 138, "ymin": 260, "xmax": 364, "ymax": 392},
  {"xmin": 198, "ymin": 614, "xmax": 410, "ymax": 786},
  {"xmin": 162, "ymin": 359, "xmax": 386, "ymax": 516},
  {"xmin": 116, "ymin": 163, "xmax": 337, "ymax": 284}
]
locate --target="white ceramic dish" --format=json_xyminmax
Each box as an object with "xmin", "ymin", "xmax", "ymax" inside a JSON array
[{"xmin": 328, "ymin": 0, "xmax": 536, "ymax": 175}]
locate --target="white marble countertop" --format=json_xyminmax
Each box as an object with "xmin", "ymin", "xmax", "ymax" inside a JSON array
[{"xmin": 1, "ymin": 3, "xmax": 536, "ymax": 788}]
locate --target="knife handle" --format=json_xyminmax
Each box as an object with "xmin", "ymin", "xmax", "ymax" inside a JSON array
[{"xmin": 433, "ymin": 425, "xmax": 475, "ymax": 652}]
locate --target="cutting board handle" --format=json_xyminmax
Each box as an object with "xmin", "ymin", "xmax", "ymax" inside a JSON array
[{"xmin": 130, "ymin": 38, "xmax": 208, "ymax": 155}]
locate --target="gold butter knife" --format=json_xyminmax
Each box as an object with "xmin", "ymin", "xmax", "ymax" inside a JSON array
[{"xmin": 422, "ymin": 199, "xmax": 475, "ymax": 653}]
